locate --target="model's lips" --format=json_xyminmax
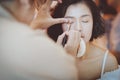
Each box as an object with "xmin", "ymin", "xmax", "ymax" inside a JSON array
[{"xmin": 77, "ymin": 38, "xmax": 86, "ymax": 57}]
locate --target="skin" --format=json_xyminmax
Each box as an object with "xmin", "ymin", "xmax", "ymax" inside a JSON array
[
  {"xmin": 58, "ymin": 2, "xmax": 93, "ymax": 56},
  {"xmin": 57, "ymin": 2, "xmax": 118, "ymax": 79},
  {"xmin": 30, "ymin": 0, "xmax": 71, "ymax": 29},
  {"xmin": 0, "ymin": 0, "xmax": 77, "ymax": 80},
  {"xmin": 62, "ymin": 2, "xmax": 93, "ymax": 43},
  {"xmin": 1, "ymin": 0, "xmax": 69, "ymax": 29}
]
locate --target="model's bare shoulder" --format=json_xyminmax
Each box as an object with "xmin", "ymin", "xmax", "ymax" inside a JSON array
[
  {"xmin": 104, "ymin": 52, "xmax": 118, "ymax": 73},
  {"xmin": 93, "ymin": 45, "xmax": 118, "ymax": 73}
]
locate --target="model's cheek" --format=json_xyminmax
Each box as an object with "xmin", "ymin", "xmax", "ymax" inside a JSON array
[{"xmin": 83, "ymin": 28, "xmax": 92, "ymax": 42}]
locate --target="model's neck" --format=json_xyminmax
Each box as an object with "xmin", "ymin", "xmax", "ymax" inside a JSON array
[{"xmin": 81, "ymin": 42, "xmax": 102, "ymax": 59}]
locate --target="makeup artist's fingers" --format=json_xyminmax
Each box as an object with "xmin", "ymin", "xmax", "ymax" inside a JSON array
[
  {"xmin": 50, "ymin": 18, "xmax": 70, "ymax": 26},
  {"xmin": 51, "ymin": 18, "xmax": 73, "ymax": 25},
  {"xmin": 46, "ymin": 0, "xmax": 62, "ymax": 9},
  {"xmin": 34, "ymin": 0, "xmax": 41, "ymax": 9},
  {"xmin": 50, "ymin": 1, "xmax": 58, "ymax": 15},
  {"xmin": 50, "ymin": 1, "xmax": 58, "ymax": 9},
  {"xmin": 58, "ymin": 0, "xmax": 62, "ymax": 3},
  {"xmin": 66, "ymin": 30, "xmax": 81, "ymax": 46},
  {"xmin": 46, "ymin": 0, "xmax": 52, "ymax": 8},
  {"xmin": 32, "ymin": 0, "xmax": 67, "ymax": 29},
  {"xmin": 32, "ymin": 18, "xmax": 69, "ymax": 29},
  {"xmin": 31, "ymin": 16, "xmax": 71, "ymax": 29},
  {"xmin": 57, "ymin": 31, "xmax": 68, "ymax": 45},
  {"xmin": 64, "ymin": 30, "xmax": 81, "ymax": 56}
]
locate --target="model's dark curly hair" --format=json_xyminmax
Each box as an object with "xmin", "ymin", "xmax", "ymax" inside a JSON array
[{"xmin": 47, "ymin": 0, "xmax": 105, "ymax": 41}]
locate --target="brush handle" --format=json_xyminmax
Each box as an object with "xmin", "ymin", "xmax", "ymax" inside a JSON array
[{"xmin": 62, "ymin": 35, "xmax": 68, "ymax": 47}]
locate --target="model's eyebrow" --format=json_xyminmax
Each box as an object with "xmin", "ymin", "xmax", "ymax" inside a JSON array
[
  {"xmin": 64, "ymin": 16, "xmax": 75, "ymax": 19},
  {"xmin": 64, "ymin": 15, "xmax": 91, "ymax": 19},
  {"xmin": 81, "ymin": 15, "xmax": 91, "ymax": 18}
]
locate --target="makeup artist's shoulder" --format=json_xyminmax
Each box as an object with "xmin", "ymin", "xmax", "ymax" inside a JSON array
[
  {"xmin": 0, "ymin": 17, "xmax": 44, "ymax": 35},
  {"xmin": 0, "ymin": 18, "xmax": 73, "ymax": 58}
]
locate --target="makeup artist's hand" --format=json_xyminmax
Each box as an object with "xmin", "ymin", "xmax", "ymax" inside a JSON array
[
  {"xmin": 58, "ymin": 0, "xmax": 62, "ymax": 3},
  {"xmin": 57, "ymin": 30, "xmax": 81, "ymax": 57},
  {"xmin": 30, "ymin": 0, "xmax": 68, "ymax": 29}
]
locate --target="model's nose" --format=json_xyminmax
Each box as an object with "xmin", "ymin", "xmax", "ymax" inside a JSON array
[{"xmin": 75, "ymin": 20, "xmax": 82, "ymax": 32}]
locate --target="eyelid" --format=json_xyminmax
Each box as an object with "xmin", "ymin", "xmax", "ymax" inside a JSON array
[
  {"xmin": 64, "ymin": 16, "xmax": 74, "ymax": 19},
  {"xmin": 81, "ymin": 19, "xmax": 89, "ymax": 22},
  {"xmin": 82, "ymin": 21, "xmax": 89, "ymax": 23},
  {"xmin": 81, "ymin": 17, "xmax": 89, "ymax": 23}
]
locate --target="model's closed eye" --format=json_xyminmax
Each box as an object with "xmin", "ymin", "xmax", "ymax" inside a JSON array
[
  {"xmin": 81, "ymin": 18, "xmax": 90, "ymax": 23},
  {"xmin": 81, "ymin": 20, "xmax": 89, "ymax": 23},
  {"xmin": 81, "ymin": 15, "xmax": 91, "ymax": 23}
]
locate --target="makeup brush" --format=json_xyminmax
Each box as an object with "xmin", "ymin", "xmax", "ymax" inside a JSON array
[{"xmin": 62, "ymin": 23, "xmax": 71, "ymax": 47}]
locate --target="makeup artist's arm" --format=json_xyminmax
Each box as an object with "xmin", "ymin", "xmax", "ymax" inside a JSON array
[
  {"xmin": 57, "ymin": 30, "xmax": 80, "ymax": 57},
  {"xmin": 30, "ymin": 0, "xmax": 68, "ymax": 29},
  {"xmin": 0, "ymin": 19, "xmax": 78, "ymax": 79}
]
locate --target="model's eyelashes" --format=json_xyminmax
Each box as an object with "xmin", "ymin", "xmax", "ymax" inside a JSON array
[
  {"xmin": 63, "ymin": 16, "xmax": 91, "ymax": 24},
  {"xmin": 64, "ymin": 16, "xmax": 91, "ymax": 23},
  {"xmin": 81, "ymin": 16, "xmax": 90, "ymax": 23},
  {"xmin": 81, "ymin": 20, "xmax": 89, "ymax": 23}
]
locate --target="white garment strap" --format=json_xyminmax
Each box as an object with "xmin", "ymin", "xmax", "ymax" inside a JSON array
[{"xmin": 101, "ymin": 50, "xmax": 109, "ymax": 77}]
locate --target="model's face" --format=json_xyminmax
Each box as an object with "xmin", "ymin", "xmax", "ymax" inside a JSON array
[{"xmin": 62, "ymin": 2, "xmax": 93, "ymax": 42}]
